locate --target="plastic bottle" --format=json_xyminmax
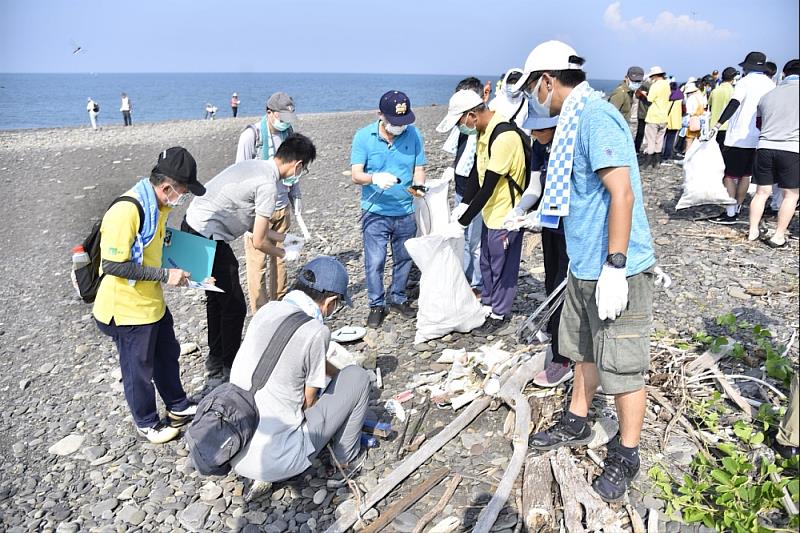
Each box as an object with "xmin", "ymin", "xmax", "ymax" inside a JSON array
[{"xmin": 72, "ymin": 245, "xmax": 90, "ymax": 269}]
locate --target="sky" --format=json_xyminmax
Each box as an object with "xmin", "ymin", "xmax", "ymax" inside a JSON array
[{"xmin": 1, "ymin": 0, "xmax": 798, "ymax": 80}]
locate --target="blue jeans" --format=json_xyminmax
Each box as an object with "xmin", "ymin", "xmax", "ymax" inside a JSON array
[
  {"xmin": 362, "ymin": 211, "xmax": 416, "ymax": 308},
  {"xmin": 454, "ymin": 192, "xmax": 483, "ymax": 290}
]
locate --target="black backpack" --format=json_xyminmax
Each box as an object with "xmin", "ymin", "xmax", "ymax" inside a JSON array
[
  {"xmin": 93, "ymin": 103, "xmax": 100, "ymax": 113},
  {"xmin": 185, "ymin": 311, "xmax": 313, "ymax": 476},
  {"xmin": 73, "ymin": 196, "xmax": 143, "ymax": 303},
  {"xmin": 487, "ymin": 102, "xmax": 533, "ymax": 207}
]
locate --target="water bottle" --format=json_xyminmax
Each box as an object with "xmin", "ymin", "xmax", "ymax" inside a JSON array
[{"xmin": 71, "ymin": 245, "xmax": 90, "ymax": 296}]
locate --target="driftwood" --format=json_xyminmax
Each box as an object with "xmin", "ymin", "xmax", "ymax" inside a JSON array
[
  {"xmin": 522, "ymin": 452, "xmax": 555, "ymax": 532},
  {"xmin": 626, "ymin": 504, "xmax": 646, "ymax": 533},
  {"xmin": 684, "ymin": 343, "xmax": 755, "ymax": 417},
  {"xmin": 647, "ymin": 386, "xmax": 713, "ymax": 459},
  {"xmin": 360, "ymin": 467, "xmax": 449, "ymax": 533},
  {"xmin": 412, "ymin": 474, "xmax": 462, "ymax": 533},
  {"xmin": 684, "ymin": 340, "xmax": 732, "ymax": 375},
  {"xmin": 472, "ymin": 355, "xmax": 543, "ymax": 532},
  {"xmin": 323, "ymin": 396, "xmax": 492, "ymax": 533},
  {"xmin": 550, "ymin": 448, "xmax": 623, "ymax": 533}
]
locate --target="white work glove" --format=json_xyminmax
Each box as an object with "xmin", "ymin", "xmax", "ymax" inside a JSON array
[
  {"xmin": 653, "ymin": 266, "xmax": 672, "ymax": 289},
  {"xmin": 450, "ymin": 203, "xmax": 468, "ymax": 222},
  {"xmin": 502, "ymin": 206, "xmax": 526, "ymax": 230},
  {"xmin": 284, "ymin": 233, "xmax": 305, "ymax": 248},
  {"xmin": 703, "ymin": 126, "xmax": 719, "ymax": 142},
  {"xmin": 440, "ymin": 220, "xmax": 466, "ymax": 240},
  {"xmin": 283, "ymin": 245, "xmax": 302, "ymax": 262},
  {"xmin": 595, "ymin": 264, "xmax": 629, "ymax": 321},
  {"xmin": 371, "ymin": 172, "xmax": 399, "ymax": 190},
  {"xmin": 441, "ymin": 167, "xmax": 455, "ymax": 182}
]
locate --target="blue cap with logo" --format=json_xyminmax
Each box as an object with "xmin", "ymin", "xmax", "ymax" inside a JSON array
[
  {"xmin": 379, "ymin": 90, "xmax": 416, "ymax": 126},
  {"xmin": 297, "ymin": 256, "xmax": 352, "ymax": 306}
]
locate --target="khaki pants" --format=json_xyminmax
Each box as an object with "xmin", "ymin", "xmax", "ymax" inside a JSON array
[
  {"xmin": 244, "ymin": 207, "xmax": 291, "ymax": 313},
  {"xmin": 643, "ymin": 122, "xmax": 667, "ymax": 155},
  {"xmin": 777, "ymin": 374, "xmax": 799, "ymax": 447}
]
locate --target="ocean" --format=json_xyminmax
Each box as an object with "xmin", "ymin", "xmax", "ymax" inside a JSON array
[{"xmin": 0, "ymin": 73, "xmax": 619, "ymax": 131}]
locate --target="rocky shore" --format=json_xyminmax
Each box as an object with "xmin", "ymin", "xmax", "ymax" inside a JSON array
[{"xmin": 0, "ymin": 107, "xmax": 797, "ymax": 532}]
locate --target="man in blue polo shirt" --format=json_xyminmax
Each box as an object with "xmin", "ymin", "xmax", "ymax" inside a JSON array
[{"xmin": 351, "ymin": 91, "xmax": 427, "ymax": 328}]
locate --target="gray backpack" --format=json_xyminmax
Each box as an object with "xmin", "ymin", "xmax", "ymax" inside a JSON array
[{"xmin": 185, "ymin": 311, "xmax": 312, "ymax": 475}]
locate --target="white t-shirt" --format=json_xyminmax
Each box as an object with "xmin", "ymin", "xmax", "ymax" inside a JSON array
[
  {"xmin": 120, "ymin": 97, "xmax": 130, "ymax": 112},
  {"xmin": 725, "ymin": 73, "xmax": 775, "ymax": 148},
  {"xmin": 230, "ymin": 299, "xmax": 328, "ymax": 482}
]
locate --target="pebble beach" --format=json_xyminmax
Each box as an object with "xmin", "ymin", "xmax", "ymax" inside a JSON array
[{"xmin": 0, "ymin": 108, "xmax": 797, "ymax": 532}]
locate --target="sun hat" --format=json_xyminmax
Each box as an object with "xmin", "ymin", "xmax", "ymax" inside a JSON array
[
  {"xmin": 684, "ymin": 82, "xmax": 698, "ymax": 94},
  {"xmin": 512, "ymin": 41, "xmax": 583, "ymax": 93},
  {"xmin": 738, "ymin": 51, "xmax": 768, "ymax": 72},
  {"xmin": 267, "ymin": 92, "xmax": 298, "ymax": 123},
  {"xmin": 297, "ymin": 256, "xmax": 352, "ymax": 306},
  {"xmin": 379, "ymin": 90, "xmax": 416, "ymax": 126},
  {"xmin": 647, "ymin": 66, "xmax": 666, "ymax": 78},
  {"xmin": 436, "ymin": 90, "xmax": 484, "ymax": 133}
]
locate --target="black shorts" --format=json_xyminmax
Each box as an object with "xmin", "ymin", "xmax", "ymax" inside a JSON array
[
  {"xmin": 722, "ymin": 146, "xmax": 755, "ymax": 178},
  {"xmin": 753, "ymin": 148, "xmax": 800, "ymax": 189}
]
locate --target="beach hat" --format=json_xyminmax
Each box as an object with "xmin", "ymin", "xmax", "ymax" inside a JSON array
[
  {"xmin": 153, "ymin": 147, "xmax": 206, "ymax": 196},
  {"xmin": 379, "ymin": 90, "xmax": 415, "ymax": 126},
  {"xmin": 436, "ymin": 90, "xmax": 484, "ymax": 133},
  {"xmin": 647, "ymin": 66, "xmax": 666, "ymax": 78},
  {"xmin": 738, "ymin": 51, "xmax": 768, "ymax": 72},
  {"xmin": 721, "ymin": 67, "xmax": 739, "ymax": 81},
  {"xmin": 267, "ymin": 92, "xmax": 298, "ymax": 123},
  {"xmin": 232, "ymin": 92, "xmax": 237, "ymax": 96},
  {"xmin": 684, "ymin": 82, "xmax": 698, "ymax": 94},
  {"xmin": 626, "ymin": 66, "xmax": 644, "ymax": 82},
  {"xmin": 513, "ymin": 40, "xmax": 583, "ymax": 93},
  {"xmin": 523, "ymin": 114, "xmax": 559, "ymax": 131},
  {"xmin": 297, "ymin": 256, "xmax": 352, "ymax": 306},
  {"xmin": 784, "ymin": 59, "xmax": 800, "ymax": 76}
]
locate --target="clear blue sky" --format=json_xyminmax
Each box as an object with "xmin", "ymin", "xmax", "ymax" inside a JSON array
[{"xmin": 1, "ymin": 0, "xmax": 798, "ymax": 80}]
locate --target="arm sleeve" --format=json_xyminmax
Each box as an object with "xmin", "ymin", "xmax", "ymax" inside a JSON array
[
  {"xmin": 102, "ymin": 259, "xmax": 169, "ymax": 282},
  {"xmin": 303, "ymin": 328, "xmax": 329, "ymax": 390},
  {"xmin": 460, "ymin": 162, "xmax": 480, "ymax": 204},
  {"xmin": 716, "ymin": 99, "xmax": 741, "ymax": 125},
  {"xmin": 458, "ymin": 170, "xmax": 502, "ymax": 226},
  {"xmin": 254, "ymin": 182, "xmax": 277, "ymax": 218},
  {"xmin": 235, "ymin": 128, "xmax": 257, "ymax": 163}
]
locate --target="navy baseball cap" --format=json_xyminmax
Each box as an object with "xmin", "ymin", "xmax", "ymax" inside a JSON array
[
  {"xmin": 297, "ymin": 256, "xmax": 352, "ymax": 306},
  {"xmin": 379, "ymin": 90, "xmax": 416, "ymax": 126}
]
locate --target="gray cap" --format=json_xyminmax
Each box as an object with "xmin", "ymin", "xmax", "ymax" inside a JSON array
[
  {"xmin": 267, "ymin": 92, "xmax": 297, "ymax": 123},
  {"xmin": 297, "ymin": 256, "xmax": 352, "ymax": 306},
  {"xmin": 626, "ymin": 66, "xmax": 644, "ymax": 82}
]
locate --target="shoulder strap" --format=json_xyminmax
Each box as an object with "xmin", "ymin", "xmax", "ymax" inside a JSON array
[
  {"xmin": 110, "ymin": 196, "xmax": 144, "ymax": 233},
  {"xmin": 249, "ymin": 311, "xmax": 314, "ymax": 394},
  {"xmin": 487, "ymin": 122, "xmax": 527, "ymax": 206}
]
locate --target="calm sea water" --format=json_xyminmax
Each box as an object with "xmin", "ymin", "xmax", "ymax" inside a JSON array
[{"xmin": 0, "ymin": 73, "xmax": 619, "ymax": 131}]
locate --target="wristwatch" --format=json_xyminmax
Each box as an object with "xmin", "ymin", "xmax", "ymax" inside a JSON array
[{"xmin": 605, "ymin": 253, "xmax": 627, "ymax": 269}]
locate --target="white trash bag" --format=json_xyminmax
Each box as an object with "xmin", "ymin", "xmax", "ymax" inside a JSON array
[
  {"xmin": 413, "ymin": 171, "xmax": 452, "ymax": 237},
  {"xmin": 405, "ymin": 234, "xmax": 485, "ymax": 344},
  {"xmin": 675, "ymin": 139, "xmax": 736, "ymax": 210}
]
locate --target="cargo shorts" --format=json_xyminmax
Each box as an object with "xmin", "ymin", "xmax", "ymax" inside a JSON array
[{"xmin": 558, "ymin": 267, "xmax": 654, "ymax": 394}]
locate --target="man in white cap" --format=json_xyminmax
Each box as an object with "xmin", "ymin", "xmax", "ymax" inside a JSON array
[
  {"xmin": 515, "ymin": 41, "xmax": 656, "ymax": 503},
  {"xmin": 640, "ymin": 66, "xmax": 670, "ymax": 168},
  {"xmin": 236, "ymin": 92, "xmax": 304, "ymax": 312}
]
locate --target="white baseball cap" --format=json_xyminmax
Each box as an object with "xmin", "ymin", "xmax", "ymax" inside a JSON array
[
  {"xmin": 513, "ymin": 40, "xmax": 583, "ymax": 93},
  {"xmin": 436, "ymin": 90, "xmax": 484, "ymax": 133}
]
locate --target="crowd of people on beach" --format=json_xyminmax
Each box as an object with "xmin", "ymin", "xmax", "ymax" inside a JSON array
[{"xmin": 86, "ymin": 41, "xmax": 798, "ymax": 508}]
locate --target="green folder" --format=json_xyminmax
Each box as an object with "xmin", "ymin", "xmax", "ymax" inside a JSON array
[{"xmin": 161, "ymin": 227, "xmax": 216, "ymax": 282}]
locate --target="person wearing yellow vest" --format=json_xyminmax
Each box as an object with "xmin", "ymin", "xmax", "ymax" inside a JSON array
[{"xmin": 93, "ymin": 147, "xmax": 207, "ymax": 444}]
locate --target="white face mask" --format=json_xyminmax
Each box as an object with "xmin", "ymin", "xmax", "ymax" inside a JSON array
[
  {"xmin": 526, "ymin": 76, "xmax": 553, "ymax": 117},
  {"xmin": 165, "ymin": 185, "xmax": 189, "ymax": 207},
  {"xmin": 384, "ymin": 121, "xmax": 407, "ymax": 136}
]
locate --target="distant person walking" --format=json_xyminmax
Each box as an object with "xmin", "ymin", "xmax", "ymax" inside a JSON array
[
  {"xmin": 120, "ymin": 93, "xmax": 132, "ymax": 126},
  {"xmin": 204, "ymin": 103, "xmax": 217, "ymax": 120},
  {"xmin": 231, "ymin": 93, "xmax": 240, "ymax": 118},
  {"xmin": 87, "ymin": 97, "xmax": 99, "ymax": 130}
]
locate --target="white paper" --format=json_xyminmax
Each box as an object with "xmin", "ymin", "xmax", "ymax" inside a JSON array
[{"xmin": 187, "ymin": 280, "xmax": 224, "ymax": 292}]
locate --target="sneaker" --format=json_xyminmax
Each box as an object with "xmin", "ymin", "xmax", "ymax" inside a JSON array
[
  {"xmin": 592, "ymin": 445, "xmax": 640, "ymax": 502},
  {"xmin": 136, "ymin": 421, "xmax": 180, "ymax": 444},
  {"xmin": 167, "ymin": 403, "xmax": 197, "ymax": 428},
  {"xmin": 388, "ymin": 301, "xmax": 416, "ymax": 318},
  {"xmin": 660, "ymin": 158, "xmax": 674, "ymax": 167},
  {"xmin": 529, "ymin": 413, "xmax": 593, "ymax": 451},
  {"xmin": 533, "ymin": 362, "xmax": 574, "ymax": 388},
  {"xmin": 708, "ymin": 212, "xmax": 738, "ymax": 225},
  {"xmin": 473, "ymin": 316, "xmax": 508, "ymax": 336},
  {"xmin": 366, "ymin": 307, "xmax": 386, "ymax": 328}
]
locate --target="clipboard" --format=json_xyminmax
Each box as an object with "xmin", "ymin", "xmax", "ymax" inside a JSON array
[{"xmin": 161, "ymin": 228, "xmax": 216, "ymax": 282}]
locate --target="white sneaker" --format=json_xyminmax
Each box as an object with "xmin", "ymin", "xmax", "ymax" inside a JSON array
[
  {"xmin": 167, "ymin": 403, "xmax": 197, "ymax": 428},
  {"xmin": 481, "ymin": 305, "xmax": 493, "ymax": 317},
  {"xmin": 136, "ymin": 421, "xmax": 180, "ymax": 444}
]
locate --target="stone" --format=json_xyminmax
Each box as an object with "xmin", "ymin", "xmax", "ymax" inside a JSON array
[
  {"xmin": 83, "ymin": 445, "xmax": 107, "ymax": 461},
  {"xmin": 393, "ymin": 511, "xmax": 419, "ymax": 533},
  {"xmin": 117, "ymin": 485, "xmax": 136, "ymax": 500},
  {"xmin": 199, "ymin": 481, "xmax": 223, "ymax": 501},
  {"xmin": 48, "ymin": 434, "xmax": 84, "ymax": 456},
  {"xmin": 38, "ymin": 362, "xmax": 54, "ymax": 374},
  {"xmin": 118, "ymin": 504, "xmax": 146, "ymax": 526},
  {"xmin": 19, "ymin": 378, "xmax": 30, "ymax": 390},
  {"xmin": 180, "ymin": 342, "xmax": 200, "ymax": 355},
  {"xmin": 180, "ymin": 502, "xmax": 211, "ymax": 531},
  {"xmin": 271, "ymin": 487, "xmax": 286, "ymax": 501},
  {"xmin": 312, "ymin": 488, "xmax": 327, "ymax": 505},
  {"xmin": 727, "ymin": 286, "xmax": 750, "ymax": 300},
  {"xmin": 91, "ymin": 498, "xmax": 118, "ymax": 516},
  {"xmin": 335, "ymin": 499, "xmax": 356, "ymax": 520},
  {"xmin": 244, "ymin": 510, "xmax": 267, "ymax": 525},
  {"xmin": 587, "ymin": 417, "xmax": 619, "ymax": 449}
]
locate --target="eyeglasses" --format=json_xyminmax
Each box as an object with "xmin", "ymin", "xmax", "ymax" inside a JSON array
[
  {"xmin": 328, "ymin": 296, "xmax": 346, "ymax": 318},
  {"xmin": 296, "ymin": 164, "xmax": 310, "ymax": 177}
]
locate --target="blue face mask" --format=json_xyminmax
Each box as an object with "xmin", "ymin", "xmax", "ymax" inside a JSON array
[
  {"xmin": 526, "ymin": 76, "xmax": 553, "ymax": 118},
  {"xmin": 628, "ymin": 81, "xmax": 641, "ymax": 91},
  {"xmin": 457, "ymin": 123, "xmax": 477, "ymax": 136},
  {"xmin": 273, "ymin": 118, "xmax": 291, "ymax": 132}
]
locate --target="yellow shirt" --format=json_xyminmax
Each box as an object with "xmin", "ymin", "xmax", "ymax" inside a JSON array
[
  {"xmin": 709, "ymin": 82, "xmax": 734, "ymax": 131},
  {"xmin": 476, "ymin": 113, "xmax": 527, "ymax": 230},
  {"xmin": 92, "ymin": 193, "xmax": 171, "ymax": 326},
  {"xmin": 645, "ymin": 79, "xmax": 671, "ymax": 124}
]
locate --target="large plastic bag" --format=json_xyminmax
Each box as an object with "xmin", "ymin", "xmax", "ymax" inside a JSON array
[
  {"xmin": 413, "ymin": 173, "xmax": 452, "ymax": 237},
  {"xmin": 675, "ymin": 139, "xmax": 736, "ymax": 210},
  {"xmin": 405, "ymin": 234, "xmax": 485, "ymax": 344}
]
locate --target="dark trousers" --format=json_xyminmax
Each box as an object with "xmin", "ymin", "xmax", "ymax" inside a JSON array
[
  {"xmin": 122, "ymin": 110, "xmax": 132, "ymax": 126},
  {"xmin": 181, "ymin": 220, "xmax": 246, "ymax": 376},
  {"xmin": 95, "ymin": 309, "xmax": 190, "ymax": 428},
  {"xmin": 716, "ymin": 130, "xmax": 727, "ymax": 151},
  {"xmin": 480, "ymin": 227, "xmax": 524, "ymax": 317},
  {"xmin": 674, "ymin": 133, "xmax": 686, "ymax": 155},
  {"xmin": 662, "ymin": 129, "xmax": 678, "ymax": 160},
  {"xmin": 634, "ymin": 118, "xmax": 646, "ymax": 153},
  {"xmin": 541, "ymin": 229, "xmax": 569, "ymax": 364},
  {"xmin": 232, "ymin": 107, "xmax": 238, "ymax": 118}
]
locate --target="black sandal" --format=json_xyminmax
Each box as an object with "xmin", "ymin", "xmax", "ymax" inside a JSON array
[{"xmin": 763, "ymin": 237, "xmax": 787, "ymax": 248}]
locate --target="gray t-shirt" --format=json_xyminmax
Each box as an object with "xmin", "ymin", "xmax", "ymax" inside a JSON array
[
  {"xmin": 230, "ymin": 300, "xmax": 328, "ymax": 482},
  {"xmin": 757, "ymin": 79, "xmax": 799, "ymax": 153},
  {"xmin": 185, "ymin": 159, "xmax": 279, "ymax": 242}
]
